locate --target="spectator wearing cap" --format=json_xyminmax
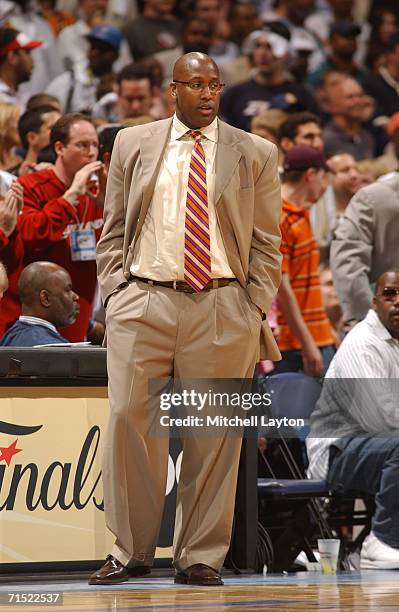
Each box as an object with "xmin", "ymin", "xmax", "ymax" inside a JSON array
[
  {"xmin": 274, "ymin": 144, "xmax": 334, "ymax": 377},
  {"xmin": 307, "ymin": 21, "xmax": 368, "ymax": 89},
  {"xmin": 3, "ymin": 4, "xmax": 63, "ymax": 97},
  {"xmin": 57, "ymin": 0, "xmax": 132, "ymax": 77},
  {"xmin": 261, "ymin": 0, "xmax": 325, "ymax": 71},
  {"xmin": 46, "ymin": 25, "xmax": 122, "ymax": 113},
  {"xmin": 0, "ymin": 28, "xmax": 43, "ymax": 110},
  {"xmin": 220, "ymin": 29, "xmax": 319, "ymax": 132},
  {"xmin": 363, "ymin": 31, "xmax": 399, "ymax": 120},
  {"xmin": 305, "ymin": 0, "xmax": 370, "ymax": 67},
  {"xmin": 322, "ymin": 76, "xmax": 376, "ymax": 160}
]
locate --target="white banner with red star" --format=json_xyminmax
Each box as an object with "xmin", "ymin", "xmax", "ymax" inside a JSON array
[{"xmin": 0, "ymin": 386, "xmax": 177, "ymax": 565}]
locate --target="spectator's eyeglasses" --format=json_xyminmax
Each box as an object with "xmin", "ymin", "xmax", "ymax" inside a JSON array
[
  {"xmin": 173, "ymin": 80, "xmax": 225, "ymax": 94},
  {"xmin": 69, "ymin": 141, "xmax": 99, "ymax": 152},
  {"xmin": 377, "ymin": 287, "xmax": 399, "ymax": 300}
]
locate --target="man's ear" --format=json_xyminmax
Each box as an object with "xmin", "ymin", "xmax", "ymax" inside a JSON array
[
  {"xmin": 39, "ymin": 288, "xmax": 50, "ymax": 308},
  {"xmin": 372, "ymin": 295, "xmax": 377, "ymax": 311},
  {"xmin": 280, "ymin": 137, "xmax": 293, "ymax": 152},
  {"xmin": 27, "ymin": 130, "xmax": 38, "ymax": 149},
  {"xmin": 53, "ymin": 140, "xmax": 64, "ymax": 157},
  {"xmin": 170, "ymin": 83, "xmax": 177, "ymax": 98}
]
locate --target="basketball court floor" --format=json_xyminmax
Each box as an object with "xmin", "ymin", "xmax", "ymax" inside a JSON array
[{"xmin": 1, "ymin": 570, "xmax": 399, "ymax": 611}]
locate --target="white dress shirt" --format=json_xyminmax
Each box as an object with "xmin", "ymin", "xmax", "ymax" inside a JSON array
[
  {"xmin": 130, "ymin": 114, "xmax": 234, "ymax": 281},
  {"xmin": 307, "ymin": 309, "xmax": 399, "ymax": 480}
]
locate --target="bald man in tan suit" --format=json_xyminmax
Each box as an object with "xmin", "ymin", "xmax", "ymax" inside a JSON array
[{"xmin": 91, "ymin": 52, "xmax": 281, "ymax": 587}]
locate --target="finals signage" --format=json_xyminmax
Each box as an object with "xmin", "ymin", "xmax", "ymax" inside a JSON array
[
  {"xmin": 0, "ymin": 389, "xmax": 177, "ymax": 564},
  {"xmin": 0, "ymin": 421, "xmax": 103, "ymax": 513}
]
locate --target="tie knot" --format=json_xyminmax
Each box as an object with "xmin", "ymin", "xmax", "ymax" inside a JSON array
[{"xmin": 187, "ymin": 130, "xmax": 202, "ymax": 142}]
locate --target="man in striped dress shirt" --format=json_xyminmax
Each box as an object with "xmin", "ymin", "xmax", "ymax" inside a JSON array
[
  {"xmin": 93, "ymin": 52, "xmax": 282, "ymax": 586},
  {"xmin": 307, "ymin": 271, "xmax": 399, "ymax": 569}
]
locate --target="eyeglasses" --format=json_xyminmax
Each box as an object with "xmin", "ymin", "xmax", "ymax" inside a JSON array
[
  {"xmin": 377, "ymin": 287, "xmax": 399, "ymax": 300},
  {"xmin": 69, "ymin": 141, "xmax": 99, "ymax": 152},
  {"xmin": 173, "ymin": 80, "xmax": 225, "ymax": 94}
]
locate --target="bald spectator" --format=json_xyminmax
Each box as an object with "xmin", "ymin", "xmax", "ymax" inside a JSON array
[
  {"xmin": 307, "ymin": 270, "xmax": 399, "ymax": 570},
  {"xmin": 0, "ymin": 262, "xmax": 79, "ymax": 347},
  {"xmin": 322, "ymin": 77, "xmax": 375, "ymax": 160},
  {"xmin": 220, "ymin": 29, "xmax": 319, "ymax": 131},
  {"xmin": 0, "ymin": 28, "xmax": 43, "ymax": 110}
]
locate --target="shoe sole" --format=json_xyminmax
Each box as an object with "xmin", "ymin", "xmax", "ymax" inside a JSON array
[
  {"xmin": 174, "ymin": 576, "xmax": 223, "ymax": 586},
  {"xmin": 360, "ymin": 559, "xmax": 399, "ymax": 570},
  {"xmin": 88, "ymin": 576, "xmax": 129, "ymax": 585}
]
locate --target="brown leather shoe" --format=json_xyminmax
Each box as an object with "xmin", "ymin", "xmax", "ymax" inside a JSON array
[
  {"xmin": 174, "ymin": 563, "xmax": 223, "ymax": 586},
  {"xmin": 89, "ymin": 555, "xmax": 151, "ymax": 585}
]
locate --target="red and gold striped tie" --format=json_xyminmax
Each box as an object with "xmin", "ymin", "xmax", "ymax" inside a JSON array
[{"xmin": 184, "ymin": 130, "xmax": 211, "ymax": 292}]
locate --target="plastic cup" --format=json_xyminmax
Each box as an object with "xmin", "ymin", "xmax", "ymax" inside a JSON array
[{"xmin": 317, "ymin": 539, "xmax": 340, "ymax": 574}]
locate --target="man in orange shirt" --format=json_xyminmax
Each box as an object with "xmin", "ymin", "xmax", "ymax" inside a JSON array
[{"xmin": 275, "ymin": 144, "xmax": 335, "ymax": 377}]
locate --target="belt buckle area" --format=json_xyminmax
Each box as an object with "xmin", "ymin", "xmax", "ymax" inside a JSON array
[{"xmin": 173, "ymin": 280, "xmax": 177, "ymax": 290}]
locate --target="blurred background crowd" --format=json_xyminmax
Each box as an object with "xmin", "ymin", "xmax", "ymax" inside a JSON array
[{"xmin": 0, "ymin": 0, "xmax": 398, "ymax": 361}]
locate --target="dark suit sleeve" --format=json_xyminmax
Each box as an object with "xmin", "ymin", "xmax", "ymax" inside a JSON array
[
  {"xmin": 96, "ymin": 130, "xmax": 128, "ymax": 306},
  {"xmin": 247, "ymin": 143, "xmax": 282, "ymax": 314}
]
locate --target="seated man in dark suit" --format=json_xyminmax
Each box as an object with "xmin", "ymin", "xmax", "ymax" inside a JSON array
[{"xmin": 0, "ymin": 261, "xmax": 79, "ymax": 346}]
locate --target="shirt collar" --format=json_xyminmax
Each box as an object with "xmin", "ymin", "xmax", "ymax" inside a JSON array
[
  {"xmin": 365, "ymin": 309, "xmax": 397, "ymax": 344},
  {"xmin": 282, "ymin": 198, "xmax": 309, "ymax": 216},
  {"xmin": 171, "ymin": 113, "xmax": 218, "ymax": 143},
  {"xmin": 19, "ymin": 315, "xmax": 58, "ymax": 334}
]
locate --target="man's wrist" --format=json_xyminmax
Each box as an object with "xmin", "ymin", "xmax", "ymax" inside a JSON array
[{"xmin": 63, "ymin": 188, "xmax": 79, "ymax": 206}]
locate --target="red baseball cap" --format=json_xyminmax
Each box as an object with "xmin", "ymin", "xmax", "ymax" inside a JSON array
[
  {"xmin": 0, "ymin": 30, "xmax": 43, "ymax": 57},
  {"xmin": 283, "ymin": 145, "xmax": 333, "ymax": 173}
]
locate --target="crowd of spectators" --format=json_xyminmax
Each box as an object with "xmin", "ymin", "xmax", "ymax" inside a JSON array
[{"xmin": 1, "ymin": 0, "xmax": 399, "ymax": 572}]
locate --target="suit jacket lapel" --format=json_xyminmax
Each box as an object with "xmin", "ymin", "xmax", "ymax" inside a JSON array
[
  {"xmin": 214, "ymin": 121, "xmax": 242, "ymax": 206},
  {"xmin": 138, "ymin": 118, "xmax": 173, "ymax": 234}
]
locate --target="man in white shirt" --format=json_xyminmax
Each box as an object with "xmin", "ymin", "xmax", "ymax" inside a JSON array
[
  {"xmin": 92, "ymin": 51, "xmax": 282, "ymax": 587},
  {"xmin": 307, "ymin": 270, "xmax": 399, "ymax": 569}
]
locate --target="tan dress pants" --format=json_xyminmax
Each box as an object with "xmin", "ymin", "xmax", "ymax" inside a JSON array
[{"xmin": 102, "ymin": 279, "xmax": 261, "ymax": 571}]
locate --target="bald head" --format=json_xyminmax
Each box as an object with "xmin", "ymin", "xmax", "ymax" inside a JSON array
[
  {"xmin": 172, "ymin": 52, "xmax": 218, "ymax": 81},
  {"xmin": 373, "ymin": 271, "xmax": 399, "ymax": 339},
  {"xmin": 18, "ymin": 261, "xmax": 79, "ymax": 328},
  {"xmin": 171, "ymin": 53, "xmax": 222, "ymax": 128}
]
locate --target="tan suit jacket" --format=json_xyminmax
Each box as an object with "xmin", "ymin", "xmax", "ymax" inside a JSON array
[{"xmin": 97, "ymin": 117, "xmax": 282, "ymax": 360}]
